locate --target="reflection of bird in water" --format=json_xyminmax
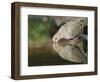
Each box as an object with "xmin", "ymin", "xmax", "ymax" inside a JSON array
[
  {"xmin": 53, "ymin": 18, "xmax": 87, "ymax": 42},
  {"xmin": 53, "ymin": 43, "xmax": 87, "ymax": 63}
]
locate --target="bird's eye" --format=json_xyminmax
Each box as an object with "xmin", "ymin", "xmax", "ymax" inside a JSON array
[
  {"xmin": 55, "ymin": 38, "xmax": 57, "ymax": 40},
  {"xmin": 80, "ymin": 19, "xmax": 84, "ymax": 23}
]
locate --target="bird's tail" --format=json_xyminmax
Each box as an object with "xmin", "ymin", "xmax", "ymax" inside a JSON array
[{"xmin": 80, "ymin": 34, "xmax": 87, "ymax": 40}]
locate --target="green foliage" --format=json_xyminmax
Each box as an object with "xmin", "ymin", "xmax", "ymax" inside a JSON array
[{"xmin": 28, "ymin": 15, "xmax": 54, "ymax": 43}]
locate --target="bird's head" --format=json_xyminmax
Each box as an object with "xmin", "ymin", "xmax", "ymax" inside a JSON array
[{"xmin": 52, "ymin": 33, "xmax": 61, "ymax": 43}]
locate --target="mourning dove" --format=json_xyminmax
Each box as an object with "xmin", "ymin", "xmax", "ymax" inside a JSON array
[{"xmin": 53, "ymin": 18, "xmax": 87, "ymax": 42}]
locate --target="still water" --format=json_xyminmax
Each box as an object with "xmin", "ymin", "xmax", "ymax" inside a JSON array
[{"xmin": 28, "ymin": 40, "xmax": 87, "ymax": 66}]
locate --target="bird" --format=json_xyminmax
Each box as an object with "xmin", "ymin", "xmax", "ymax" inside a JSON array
[{"xmin": 52, "ymin": 18, "xmax": 87, "ymax": 43}]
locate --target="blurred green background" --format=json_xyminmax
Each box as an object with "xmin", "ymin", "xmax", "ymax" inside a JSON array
[{"xmin": 28, "ymin": 15, "xmax": 57, "ymax": 45}]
